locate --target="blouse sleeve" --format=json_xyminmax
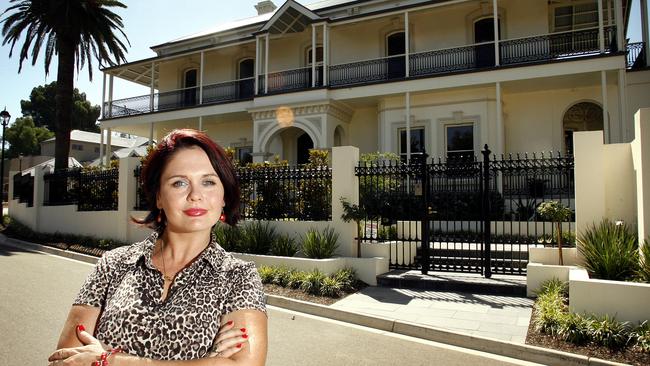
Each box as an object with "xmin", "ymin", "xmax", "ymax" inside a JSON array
[
  {"xmin": 223, "ymin": 262, "xmax": 267, "ymax": 315},
  {"xmin": 73, "ymin": 252, "xmax": 112, "ymax": 308}
]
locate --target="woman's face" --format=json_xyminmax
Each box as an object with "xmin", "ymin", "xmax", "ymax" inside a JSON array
[{"xmin": 157, "ymin": 146, "xmax": 225, "ymax": 234}]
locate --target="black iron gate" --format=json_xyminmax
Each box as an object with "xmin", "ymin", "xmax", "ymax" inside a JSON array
[{"xmin": 355, "ymin": 145, "xmax": 574, "ymax": 277}]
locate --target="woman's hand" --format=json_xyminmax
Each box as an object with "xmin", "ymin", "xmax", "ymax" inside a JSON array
[
  {"xmin": 208, "ymin": 320, "xmax": 249, "ymax": 358},
  {"xmin": 47, "ymin": 325, "xmax": 107, "ymax": 366}
]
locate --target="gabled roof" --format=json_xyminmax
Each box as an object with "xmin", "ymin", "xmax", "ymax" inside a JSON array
[
  {"xmin": 41, "ymin": 130, "xmax": 147, "ymax": 149},
  {"xmin": 259, "ymin": 0, "xmax": 324, "ymax": 34},
  {"xmin": 22, "ymin": 157, "xmax": 82, "ymax": 176}
]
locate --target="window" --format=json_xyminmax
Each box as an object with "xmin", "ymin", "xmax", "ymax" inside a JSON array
[
  {"xmin": 71, "ymin": 144, "xmax": 84, "ymax": 151},
  {"xmin": 237, "ymin": 146, "xmax": 253, "ymax": 165},
  {"xmin": 399, "ymin": 128, "xmax": 425, "ymax": 160},
  {"xmin": 446, "ymin": 125, "xmax": 474, "ymax": 161},
  {"xmin": 307, "ymin": 46, "xmax": 323, "ymax": 65},
  {"xmin": 554, "ymin": 2, "xmax": 599, "ymax": 32}
]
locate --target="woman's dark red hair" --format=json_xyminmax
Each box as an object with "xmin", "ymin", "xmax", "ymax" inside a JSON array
[{"xmin": 132, "ymin": 129, "xmax": 240, "ymax": 230}]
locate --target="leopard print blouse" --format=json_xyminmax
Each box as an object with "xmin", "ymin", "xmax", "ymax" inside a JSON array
[{"xmin": 73, "ymin": 231, "xmax": 267, "ymax": 360}]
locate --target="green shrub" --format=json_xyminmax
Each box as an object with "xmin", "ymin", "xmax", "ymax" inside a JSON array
[
  {"xmin": 590, "ymin": 314, "xmax": 630, "ymax": 349},
  {"xmin": 631, "ymin": 321, "xmax": 650, "ymax": 352},
  {"xmin": 377, "ymin": 226, "xmax": 397, "ymax": 241},
  {"xmin": 258, "ymin": 266, "xmax": 274, "ymax": 284},
  {"xmin": 286, "ymin": 271, "xmax": 307, "ymax": 289},
  {"xmin": 213, "ymin": 224, "xmax": 242, "ymax": 252},
  {"xmin": 301, "ymin": 227, "xmax": 339, "ymax": 259},
  {"xmin": 299, "ymin": 270, "xmax": 326, "ymax": 295},
  {"xmin": 271, "ymin": 266, "xmax": 292, "ymax": 287},
  {"xmin": 532, "ymin": 279, "xmax": 568, "ymax": 336},
  {"xmin": 560, "ymin": 313, "xmax": 593, "ymax": 346},
  {"xmin": 333, "ymin": 267, "xmax": 356, "ymax": 292},
  {"xmin": 578, "ymin": 220, "xmax": 639, "ymax": 281},
  {"xmin": 240, "ymin": 221, "xmax": 277, "ymax": 255},
  {"xmin": 270, "ymin": 234, "xmax": 298, "ymax": 257},
  {"xmin": 320, "ymin": 276, "xmax": 343, "ymax": 298},
  {"xmin": 639, "ymin": 239, "xmax": 650, "ymax": 283}
]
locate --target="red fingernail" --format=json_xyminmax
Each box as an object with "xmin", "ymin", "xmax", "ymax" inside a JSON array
[
  {"xmin": 227, "ymin": 320, "xmax": 233, "ymax": 326},
  {"xmin": 240, "ymin": 328, "xmax": 246, "ymax": 332},
  {"xmin": 236, "ymin": 344, "xmax": 242, "ymax": 348},
  {"xmin": 77, "ymin": 324, "xmax": 86, "ymax": 332},
  {"xmin": 242, "ymin": 334, "xmax": 249, "ymax": 339}
]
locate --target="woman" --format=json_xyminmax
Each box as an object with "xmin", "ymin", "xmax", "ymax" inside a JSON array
[{"xmin": 48, "ymin": 129, "xmax": 268, "ymax": 366}]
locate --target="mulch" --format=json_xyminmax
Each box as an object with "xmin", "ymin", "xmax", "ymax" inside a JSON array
[{"xmin": 525, "ymin": 316, "xmax": 650, "ymax": 366}]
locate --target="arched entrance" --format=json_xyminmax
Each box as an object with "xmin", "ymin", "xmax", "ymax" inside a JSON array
[{"xmin": 563, "ymin": 101, "xmax": 604, "ymax": 154}]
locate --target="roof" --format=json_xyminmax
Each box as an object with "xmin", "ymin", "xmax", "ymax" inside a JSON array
[
  {"xmin": 21, "ymin": 157, "xmax": 83, "ymax": 176},
  {"xmin": 41, "ymin": 130, "xmax": 148, "ymax": 148},
  {"xmin": 87, "ymin": 145, "xmax": 150, "ymax": 166}
]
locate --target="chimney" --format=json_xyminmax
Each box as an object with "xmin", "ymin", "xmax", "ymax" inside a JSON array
[{"xmin": 255, "ymin": 1, "xmax": 277, "ymax": 15}]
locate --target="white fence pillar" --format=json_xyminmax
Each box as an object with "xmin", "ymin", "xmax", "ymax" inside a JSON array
[
  {"xmin": 633, "ymin": 108, "xmax": 650, "ymax": 243},
  {"xmin": 117, "ymin": 157, "xmax": 141, "ymax": 243},
  {"xmin": 574, "ymin": 131, "xmax": 607, "ymax": 239},
  {"xmin": 331, "ymin": 146, "xmax": 360, "ymax": 258},
  {"xmin": 32, "ymin": 166, "xmax": 47, "ymax": 232}
]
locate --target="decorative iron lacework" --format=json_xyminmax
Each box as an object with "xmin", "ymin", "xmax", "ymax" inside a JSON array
[
  {"xmin": 329, "ymin": 55, "xmax": 405, "ymax": 86},
  {"xmin": 627, "ymin": 42, "xmax": 646, "ymax": 69},
  {"xmin": 409, "ymin": 45, "xmax": 477, "ymax": 76}
]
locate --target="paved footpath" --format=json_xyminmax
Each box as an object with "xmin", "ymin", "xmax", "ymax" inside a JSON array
[
  {"xmin": 0, "ymin": 241, "xmax": 542, "ymax": 366},
  {"xmin": 331, "ymin": 286, "xmax": 534, "ymax": 343}
]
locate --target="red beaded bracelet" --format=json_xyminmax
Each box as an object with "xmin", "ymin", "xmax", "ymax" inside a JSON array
[{"xmin": 93, "ymin": 347, "xmax": 123, "ymax": 366}]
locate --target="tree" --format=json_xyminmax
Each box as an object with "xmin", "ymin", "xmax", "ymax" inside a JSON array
[
  {"xmin": 4, "ymin": 116, "xmax": 54, "ymax": 158},
  {"xmin": 20, "ymin": 81, "xmax": 101, "ymax": 133},
  {"xmin": 1, "ymin": 0, "xmax": 129, "ymax": 171},
  {"xmin": 537, "ymin": 201, "xmax": 573, "ymax": 266}
]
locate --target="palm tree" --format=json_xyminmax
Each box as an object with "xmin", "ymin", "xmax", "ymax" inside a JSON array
[{"xmin": 1, "ymin": 0, "xmax": 129, "ymax": 171}]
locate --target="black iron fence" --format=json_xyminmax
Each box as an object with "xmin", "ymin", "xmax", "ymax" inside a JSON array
[
  {"xmin": 237, "ymin": 165, "xmax": 332, "ymax": 221},
  {"xmin": 356, "ymin": 149, "xmax": 574, "ymax": 276},
  {"xmin": 44, "ymin": 168, "xmax": 118, "ymax": 211},
  {"xmin": 13, "ymin": 172, "xmax": 34, "ymax": 207},
  {"xmin": 134, "ymin": 165, "xmax": 148, "ymax": 210}
]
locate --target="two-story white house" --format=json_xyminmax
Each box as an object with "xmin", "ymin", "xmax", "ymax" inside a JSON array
[{"xmin": 98, "ymin": 0, "xmax": 650, "ymax": 165}]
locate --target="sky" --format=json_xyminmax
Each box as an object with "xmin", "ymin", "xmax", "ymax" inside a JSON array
[{"xmin": 0, "ymin": 0, "xmax": 648, "ymax": 130}]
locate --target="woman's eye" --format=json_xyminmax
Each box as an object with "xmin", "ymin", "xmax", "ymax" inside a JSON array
[
  {"xmin": 203, "ymin": 180, "xmax": 217, "ymax": 186},
  {"xmin": 172, "ymin": 180, "xmax": 187, "ymax": 188}
]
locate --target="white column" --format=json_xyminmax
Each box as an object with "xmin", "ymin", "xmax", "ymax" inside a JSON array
[
  {"xmin": 405, "ymin": 11, "xmax": 410, "ymax": 77},
  {"xmin": 601, "ymin": 71, "xmax": 610, "ymax": 143},
  {"xmin": 312, "ymin": 24, "xmax": 317, "ymax": 87},
  {"xmin": 199, "ymin": 116, "xmax": 203, "ymax": 131},
  {"xmin": 496, "ymin": 82, "xmax": 504, "ymax": 155},
  {"xmin": 255, "ymin": 36, "xmax": 260, "ymax": 95},
  {"xmin": 105, "ymin": 128, "xmax": 113, "ymax": 166},
  {"xmin": 101, "ymin": 73, "xmax": 107, "ymax": 119},
  {"xmin": 149, "ymin": 62, "xmax": 155, "ymax": 112},
  {"xmin": 108, "ymin": 75, "xmax": 114, "ymax": 118},
  {"xmin": 618, "ymin": 69, "xmax": 627, "ymax": 142},
  {"xmin": 598, "ymin": 0, "xmax": 605, "ymax": 52},
  {"xmin": 406, "ymin": 92, "xmax": 411, "ymax": 161},
  {"xmin": 493, "ymin": 0, "xmax": 500, "ymax": 66},
  {"xmin": 99, "ymin": 128, "xmax": 105, "ymax": 167},
  {"xmin": 323, "ymin": 23, "xmax": 329, "ymax": 85},
  {"xmin": 199, "ymin": 52, "xmax": 204, "ymax": 104},
  {"xmin": 614, "ymin": 0, "xmax": 624, "ymax": 50},
  {"xmin": 149, "ymin": 123, "xmax": 154, "ymax": 146},
  {"xmin": 264, "ymin": 34, "xmax": 269, "ymax": 94},
  {"xmin": 642, "ymin": 0, "xmax": 650, "ymax": 67}
]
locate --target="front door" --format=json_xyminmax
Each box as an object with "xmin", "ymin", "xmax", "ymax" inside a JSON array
[
  {"xmin": 386, "ymin": 32, "xmax": 406, "ymax": 79},
  {"xmin": 474, "ymin": 18, "xmax": 500, "ymax": 68},
  {"xmin": 297, "ymin": 133, "xmax": 313, "ymax": 165}
]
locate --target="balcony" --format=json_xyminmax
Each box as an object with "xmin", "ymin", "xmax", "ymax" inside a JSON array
[{"xmin": 104, "ymin": 26, "xmax": 641, "ymax": 120}]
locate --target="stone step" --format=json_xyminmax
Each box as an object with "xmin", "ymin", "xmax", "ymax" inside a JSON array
[{"xmin": 376, "ymin": 269, "xmax": 527, "ymax": 297}]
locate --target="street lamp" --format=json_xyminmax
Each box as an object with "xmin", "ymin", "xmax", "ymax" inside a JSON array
[{"xmin": 0, "ymin": 108, "xmax": 11, "ymax": 204}]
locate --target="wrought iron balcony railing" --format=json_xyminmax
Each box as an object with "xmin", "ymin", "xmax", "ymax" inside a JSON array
[{"xmin": 104, "ymin": 26, "xmax": 633, "ymax": 119}]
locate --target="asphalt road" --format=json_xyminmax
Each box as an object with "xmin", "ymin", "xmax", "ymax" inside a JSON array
[{"xmin": 0, "ymin": 243, "xmax": 541, "ymax": 366}]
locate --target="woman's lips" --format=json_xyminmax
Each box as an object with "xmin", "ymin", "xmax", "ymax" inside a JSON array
[{"xmin": 183, "ymin": 208, "xmax": 208, "ymax": 216}]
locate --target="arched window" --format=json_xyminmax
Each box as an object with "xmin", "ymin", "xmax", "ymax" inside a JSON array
[
  {"xmin": 238, "ymin": 58, "xmax": 255, "ymax": 98},
  {"xmin": 474, "ymin": 17, "xmax": 500, "ymax": 68},
  {"xmin": 386, "ymin": 31, "xmax": 405, "ymax": 79},
  {"xmin": 563, "ymin": 102, "xmax": 603, "ymax": 154},
  {"xmin": 306, "ymin": 46, "xmax": 323, "ymax": 65},
  {"xmin": 183, "ymin": 68, "xmax": 198, "ymax": 106}
]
